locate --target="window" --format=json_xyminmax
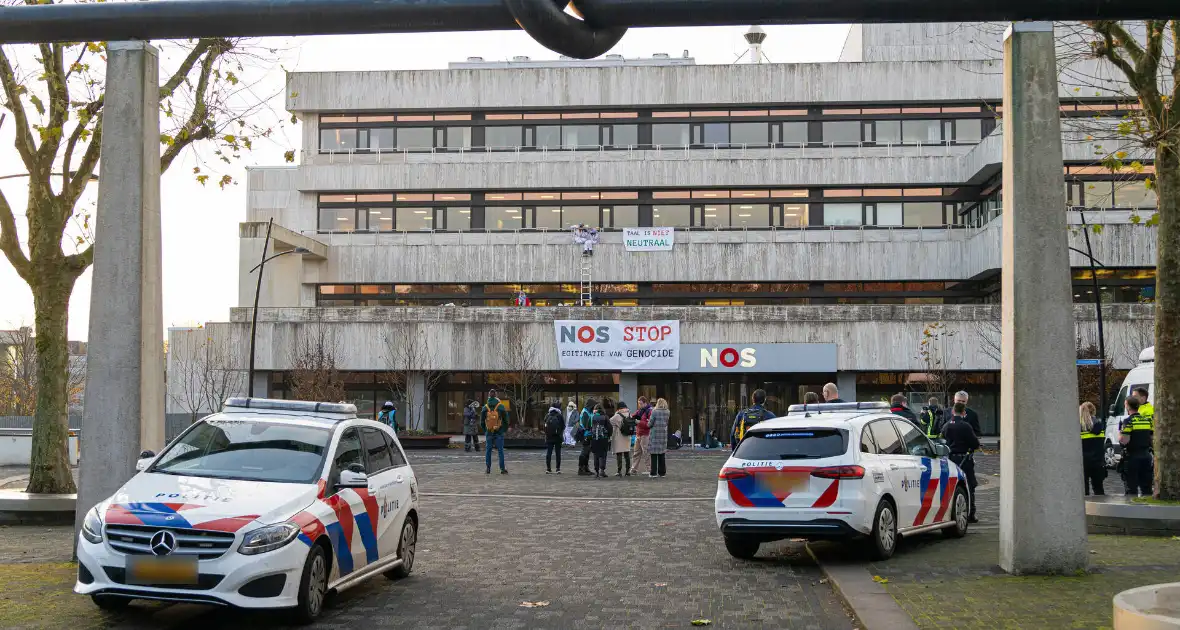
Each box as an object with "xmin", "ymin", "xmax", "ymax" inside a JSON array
[
  {"xmin": 734, "ymin": 428, "xmax": 848, "ymax": 459},
  {"xmin": 486, "ymin": 207, "xmax": 524, "ymax": 230},
  {"xmin": 367, "ymin": 207, "xmax": 394, "ymax": 230},
  {"xmin": 902, "ymin": 120, "xmax": 942, "ymax": 144},
  {"xmin": 652, "ymin": 205, "xmax": 691, "ymax": 227},
  {"xmin": 732, "ymin": 204, "xmax": 769, "ymax": 227},
  {"xmin": 1115, "ymin": 182, "xmax": 1157, "ymax": 209},
  {"xmin": 904, "ymin": 202, "xmax": 944, "ymax": 226},
  {"xmin": 876, "ymin": 202, "xmax": 903, "ymax": 226},
  {"xmin": 731, "ymin": 122, "xmax": 769, "ymax": 146},
  {"xmin": 893, "ymin": 419, "xmax": 935, "ymax": 458},
  {"xmin": 875, "ymin": 120, "xmax": 901, "ymax": 145},
  {"xmin": 150, "ymin": 420, "xmax": 332, "ymax": 484},
  {"xmin": 822, "ymin": 121, "xmax": 860, "ymax": 145},
  {"xmin": 701, "ymin": 205, "xmax": 729, "ymax": 227},
  {"xmin": 383, "ymin": 432, "xmax": 408, "ymax": 467},
  {"xmin": 652, "ymin": 123, "xmax": 690, "ymax": 148},
  {"xmin": 609, "ymin": 124, "xmax": 638, "ymax": 147},
  {"xmin": 868, "ymin": 420, "xmax": 905, "ymax": 455},
  {"xmin": 955, "ymin": 118, "xmax": 983, "ymax": 143},
  {"xmin": 536, "ymin": 126, "xmax": 561, "ymax": 149},
  {"xmin": 1084, "ymin": 181, "xmax": 1115, "ymax": 208},
  {"xmin": 781, "ymin": 204, "xmax": 808, "ymax": 227},
  {"xmin": 823, "ymin": 203, "xmax": 863, "ymax": 226},
  {"xmin": 397, "ymin": 127, "xmax": 434, "ymax": 150},
  {"xmin": 445, "ymin": 207, "xmax": 472, "ymax": 230},
  {"xmin": 370, "ymin": 128, "xmax": 395, "ymax": 150},
  {"xmin": 607, "ymin": 205, "xmax": 639, "ymax": 228},
  {"xmin": 534, "ymin": 206, "xmax": 562, "ymax": 229},
  {"xmin": 563, "ymin": 206, "xmax": 600, "ymax": 228},
  {"xmin": 362, "ymin": 428, "xmax": 394, "ymax": 472},
  {"xmin": 397, "ymin": 207, "xmax": 434, "ymax": 231},
  {"xmin": 333, "ymin": 428, "xmax": 364, "ymax": 479},
  {"xmin": 701, "ymin": 123, "xmax": 729, "ymax": 146},
  {"xmin": 779, "ymin": 122, "xmax": 808, "ymax": 145},
  {"xmin": 445, "ymin": 127, "xmax": 472, "ymax": 150},
  {"xmin": 321, "ymin": 128, "xmax": 358, "ymax": 152},
  {"xmin": 563, "ymin": 125, "xmax": 599, "ymax": 148},
  {"xmin": 485, "ymin": 126, "xmax": 522, "ymax": 149},
  {"xmin": 860, "ymin": 428, "xmax": 878, "ymax": 454},
  {"xmin": 319, "ymin": 207, "xmax": 356, "ymax": 231}
]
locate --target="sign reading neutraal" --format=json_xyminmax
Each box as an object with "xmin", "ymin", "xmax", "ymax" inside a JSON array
[
  {"xmin": 623, "ymin": 227, "xmax": 674, "ymax": 251},
  {"xmin": 554, "ymin": 320, "xmax": 680, "ymax": 370}
]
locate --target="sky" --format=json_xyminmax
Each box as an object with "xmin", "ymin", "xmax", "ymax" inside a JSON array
[{"xmin": 0, "ymin": 24, "xmax": 851, "ymax": 341}]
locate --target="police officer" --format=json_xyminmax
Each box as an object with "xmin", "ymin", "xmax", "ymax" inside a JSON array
[
  {"xmin": 730, "ymin": 389, "xmax": 776, "ymax": 450},
  {"xmin": 920, "ymin": 397, "xmax": 943, "ymax": 439},
  {"xmin": 1133, "ymin": 387, "xmax": 1154, "ymax": 421},
  {"xmin": 1120, "ymin": 396, "xmax": 1154, "ymax": 497},
  {"xmin": 942, "ymin": 401, "xmax": 980, "ymax": 523},
  {"xmin": 1079, "ymin": 401, "xmax": 1106, "ymax": 496}
]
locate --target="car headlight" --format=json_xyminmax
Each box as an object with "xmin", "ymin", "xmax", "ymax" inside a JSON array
[
  {"xmin": 81, "ymin": 507, "xmax": 103, "ymax": 544},
  {"xmin": 238, "ymin": 522, "xmax": 300, "ymax": 556}
]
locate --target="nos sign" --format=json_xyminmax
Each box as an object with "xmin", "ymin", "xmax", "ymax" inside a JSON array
[{"xmin": 677, "ymin": 343, "xmax": 838, "ymax": 373}]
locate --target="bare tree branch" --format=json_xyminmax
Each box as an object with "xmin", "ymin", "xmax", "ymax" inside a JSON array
[
  {"xmin": 160, "ymin": 42, "xmax": 221, "ymax": 174},
  {"xmin": 0, "ymin": 47, "xmax": 40, "ymax": 172},
  {"xmin": 0, "ymin": 188, "xmax": 30, "ymax": 280}
]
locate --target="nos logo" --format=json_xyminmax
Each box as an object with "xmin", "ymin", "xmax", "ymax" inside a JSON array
[{"xmin": 700, "ymin": 347, "xmax": 757, "ymax": 369}]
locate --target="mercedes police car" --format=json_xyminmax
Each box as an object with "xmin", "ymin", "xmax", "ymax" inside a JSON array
[
  {"xmin": 716, "ymin": 402, "xmax": 970, "ymax": 560},
  {"xmin": 74, "ymin": 398, "xmax": 420, "ymax": 623}
]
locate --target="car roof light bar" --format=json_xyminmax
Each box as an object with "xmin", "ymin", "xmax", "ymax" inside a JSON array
[{"xmin": 224, "ymin": 397, "xmax": 358, "ymax": 416}]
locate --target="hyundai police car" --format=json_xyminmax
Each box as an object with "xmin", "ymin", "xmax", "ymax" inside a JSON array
[
  {"xmin": 74, "ymin": 398, "xmax": 419, "ymax": 623},
  {"xmin": 716, "ymin": 402, "xmax": 970, "ymax": 560}
]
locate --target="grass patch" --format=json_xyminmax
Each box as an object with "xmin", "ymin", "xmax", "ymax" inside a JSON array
[{"xmin": 1131, "ymin": 496, "xmax": 1180, "ymax": 506}]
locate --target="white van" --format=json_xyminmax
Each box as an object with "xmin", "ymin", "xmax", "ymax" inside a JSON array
[{"xmin": 1105, "ymin": 346, "xmax": 1154, "ymax": 469}]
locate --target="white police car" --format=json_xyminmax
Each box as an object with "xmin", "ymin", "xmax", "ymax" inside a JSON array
[
  {"xmin": 75, "ymin": 398, "xmax": 420, "ymax": 623},
  {"xmin": 716, "ymin": 402, "xmax": 970, "ymax": 560}
]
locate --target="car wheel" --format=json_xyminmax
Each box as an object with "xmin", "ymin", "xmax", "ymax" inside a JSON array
[
  {"xmin": 385, "ymin": 517, "xmax": 417, "ymax": 580},
  {"xmin": 942, "ymin": 488, "xmax": 969, "ymax": 538},
  {"xmin": 867, "ymin": 498, "xmax": 898, "ymax": 561},
  {"xmin": 724, "ymin": 535, "xmax": 760, "ymax": 560},
  {"xmin": 1104, "ymin": 441, "xmax": 1118, "ymax": 469},
  {"xmin": 91, "ymin": 594, "xmax": 130, "ymax": 612},
  {"xmin": 291, "ymin": 543, "xmax": 329, "ymax": 625}
]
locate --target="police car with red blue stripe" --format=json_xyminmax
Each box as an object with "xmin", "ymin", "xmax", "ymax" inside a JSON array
[
  {"xmin": 716, "ymin": 402, "xmax": 970, "ymax": 560},
  {"xmin": 74, "ymin": 397, "xmax": 419, "ymax": 623}
]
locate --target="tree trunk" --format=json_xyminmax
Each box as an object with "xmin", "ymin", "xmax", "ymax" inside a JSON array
[
  {"xmin": 25, "ymin": 279, "xmax": 78, "ymax": 494},
  {"xmin": 1154, "ymin": 141, "xmax": 1180, "ymax": 500}
]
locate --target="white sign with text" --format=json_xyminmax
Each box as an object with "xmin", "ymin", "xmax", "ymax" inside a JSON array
[
  {"xmin": 623, "ymin": 227, "xmax": 675, "ymax": 251},
  {"xmin": 554, "ymin": 320, "xmax": 680, "ymax": 371}
]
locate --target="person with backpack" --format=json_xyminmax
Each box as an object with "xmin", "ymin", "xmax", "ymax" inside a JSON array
[
  {"xmin": 610, "ymin": 401, "xmax": 633, "ymax": 477},
  {"xmin": 919, "ymin": 397, "xmax": 943, "ymax": 439},
  {"xmin": 629, "ymin": 396, "xmax": 652, "ymax": 475},
  {"xmin": 480, "ymin": 388, "xmax": 509, "ymax": 475},
  {"xmin": 543, "ymin": 402, "xmax": 565, "ymax": 474},
  {"xmin": 590, "ymin": 400, "xmax": 614, "ymax": 478},
  {"xmin": 576, "ymin": 398, "xmax": 597, "ymax": 476},
  {"xmin": 730, "ymin": 389, "xmax": 775, "ymax": 450},
  {"xmin": 378, "ymin": 401, "xmax": 398, "ymax": 433}
]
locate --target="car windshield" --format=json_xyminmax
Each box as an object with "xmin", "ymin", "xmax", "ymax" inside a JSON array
[
  {"xmin": 149, "ymin": 418, "xmax": 332, "ymax": 484},
  {"xmin": 735, "ymin": 428, "xmax": 848, "ymax": 459}
]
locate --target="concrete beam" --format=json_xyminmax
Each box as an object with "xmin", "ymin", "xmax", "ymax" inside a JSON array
[
  {"xmin": 77, "ymin": 42, "xmax": 163, "ymax": 532},
  {"xmin": 998, "ymin": 23, "xmax": 1087, "ymax": 575},
  {"xmin": 239, "ymin": 221, "xmax": 328, "ymax": 260}
]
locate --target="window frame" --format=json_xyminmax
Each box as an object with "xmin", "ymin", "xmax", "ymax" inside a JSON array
[
  {"xmin": 360, "ymin": 427, "xmax": 396, "ymax": 474},
  {"xmin": 867, "ymin": 419, "xmax": 906, "ymax": 455}
]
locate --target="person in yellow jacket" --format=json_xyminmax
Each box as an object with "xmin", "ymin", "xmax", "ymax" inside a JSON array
[
  {"xmin": 1133, "ymin": 387, "xmax": 1154, "ymax": 420},
  {"xmin": 1120, "ymin": 396, "xmax": 1154, "ymax": 497}
]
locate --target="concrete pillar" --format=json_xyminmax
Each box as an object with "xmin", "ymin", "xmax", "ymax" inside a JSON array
[
  {"xmin": 999, "ymin": 22, "xmax": 1087, "ymax": 575},
  {"xmin": 836, "ymin": 372, "xmax": 857, "ymax": 402},
  {"xmin": 408, "ymin": 373, "xmax": 427, "ymax": 431},
  {"xmin": 76, "ymin": 42, "xmax": 162, "ymax": 531},
  {"xmin": 619, "ymin": 373, "xmax": 638, "ymax": 409}
]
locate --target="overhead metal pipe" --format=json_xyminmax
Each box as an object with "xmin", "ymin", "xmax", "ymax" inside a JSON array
[{"xmin": 0, "ymin": 0, "xmax": 1172, "ymax": 55}]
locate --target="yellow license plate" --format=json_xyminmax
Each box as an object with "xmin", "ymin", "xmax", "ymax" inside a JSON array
[
  {"xmin": 127, "ymin": 557, "xmax": 198, "ymax": 585},
  {"xmin": 758, "ymin": 471, "xmax": 811, "ymax": 494}
]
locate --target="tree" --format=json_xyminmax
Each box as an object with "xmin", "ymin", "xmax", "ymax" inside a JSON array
[
  {"xmin": 168, "ymin": 331, "xmax": 246, "ymax": 423},
  {"xmin": 501, "ymin": 325, "xmax": 544, "ymax": 430},
  {"xmin": 916, "ymin": 322, "xmax": 960, "ymax": 406},
  {"xmin": 0, "ymin": 327, "xmax": 36, "ymax": 415},
  {"xmin": 288, "ymin": 323, "xmax": 345, "ymax": 404},
  {"xmin": 380, "ymin": 323, "xmax": 448, "ymax": 432},
  {"xmin": 972, "ymin": 318, "xmax": 1003, "ymax": 366},
  {"xmin": 0, "ymin": 13, "xmax": 283, "ymax": 493},
  {"xmin": 1076, "ymin": 21, "xmax": 1178, "ymax": 499}
]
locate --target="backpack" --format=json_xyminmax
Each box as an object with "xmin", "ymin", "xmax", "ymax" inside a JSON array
[
  {"xmin": 545, "ymin": 412, "xmax": 564, "ymax": 439},
  {"xmin": 592, "ymin": 416, "xmax": 612, "ymax": 442},
  {"xmin": 736, "ymin": 407, "xmax": 767, "ymax": 442},
  {"xmin": 620, "ymin": 415, "xmax": 637, "ymax": 436},
  {"xmin": 484, "ymin": 404, "xmax": 502, "ymax": 432}
]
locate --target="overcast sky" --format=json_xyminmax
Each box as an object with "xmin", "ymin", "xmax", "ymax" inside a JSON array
[{"xmin": 0, "ymin": 24, "xmax": 851, "ymax": 341}]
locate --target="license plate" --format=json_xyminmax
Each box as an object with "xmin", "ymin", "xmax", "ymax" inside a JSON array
[
  {"xmin": 126, "ymin": 556, "xmax": 198, "ymax": 585},
  {"xmin": 758, "ymin": 471, "xmax": 811, "ymax": 494}
]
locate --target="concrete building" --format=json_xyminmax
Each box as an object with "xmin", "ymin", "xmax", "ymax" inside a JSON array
[{"xmin": 168, "ymin": 24, "xmax": 1158, "ymax": 438}]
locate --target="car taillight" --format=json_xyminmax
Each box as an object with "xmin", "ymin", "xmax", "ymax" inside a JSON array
[
  {"xmin": 719, "ymin": 467, "xmax": 750, "ymax": 480},
  {"xmin": 811, "ymin": 465, "xmax": 865, "ymax": 479}
]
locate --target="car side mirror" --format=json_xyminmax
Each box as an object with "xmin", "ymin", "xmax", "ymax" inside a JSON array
[
  {"xmin": 338, "ymin": 465, "xmax": 368, "ymax": 488},
  {"xmin": 934, "ymin": 443, "xmax": 951, "ymax": 458},
  {"xmin": 135, "ymin": 450, "xmax": 156, "ymax": 472},
  {"xmin": 1109, "ymin": 404, "xmax": 1117, "ymax": 417}
]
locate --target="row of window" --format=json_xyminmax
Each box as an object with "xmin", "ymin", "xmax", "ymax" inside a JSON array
[{"xmin": 319, "ymin": 118, "xmax": 989, "ymax": 152}]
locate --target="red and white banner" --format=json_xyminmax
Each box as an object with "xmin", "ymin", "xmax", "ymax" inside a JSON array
[{"xmin": 554, "ymin": 320, "xmax": 680, "ymax": 371}]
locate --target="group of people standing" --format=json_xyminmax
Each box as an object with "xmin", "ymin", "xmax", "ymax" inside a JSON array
[
  {"xmin": 1080, "ymin": 386, "xmax": 1155, "ymax": 497},
  {"xmin": 542, "ymin": 396, "xmax": 670, "ymax": 478}
]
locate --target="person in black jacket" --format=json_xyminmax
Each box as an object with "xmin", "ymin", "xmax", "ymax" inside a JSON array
[
  {"xmin": 942, "ymin": 402, "xmax": 981, "ymax": 523},
  {"xmin": 889, "ymin": 394, "xmax": 921, "ymax": 429},
  {"xmin": 1079, "ymin": 401, "xmax": 1106, "ymax": 496},
  {"xmin": 952, "ymin": 391, "xmax": 983, "ymax": 436},
  {"xmin": 543, "ymin": 403, "xmax": 565, "ymax": 474}
]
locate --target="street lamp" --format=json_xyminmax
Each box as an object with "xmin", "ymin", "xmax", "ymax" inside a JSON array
[
  {"xmin": 1070, "ymin": 209, "xmax": 1109, "ymax": 420},
  {"xmin": 247, "ymin": 217, "xmax": 309, "ymax": 397}
]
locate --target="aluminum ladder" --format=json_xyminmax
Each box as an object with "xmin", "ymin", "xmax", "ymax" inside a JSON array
[{"xmin": 579, "ymin": 255, "xmax": 593, "ymax": 306}]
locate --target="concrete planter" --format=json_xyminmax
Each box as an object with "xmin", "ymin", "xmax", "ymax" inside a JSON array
[
  {"xmin": 397, "ymin": 436, "xmax": 452, "ymax": 450},
  {"xmin": 0, "ymin": 490, "xmax": 76, "ymax": 525},
  {"xmin": 1114, "ymin": 583, "xmax": 1180, "ymax": 629},
  {"xmin": 1086, "ymin": 497, "xmax": 1180, "ymax": 536}
]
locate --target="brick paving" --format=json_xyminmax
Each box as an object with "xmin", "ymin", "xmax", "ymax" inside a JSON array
[{"xmin": 0, "ymin": 450, "xmax": 855, "ymax": 630}]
